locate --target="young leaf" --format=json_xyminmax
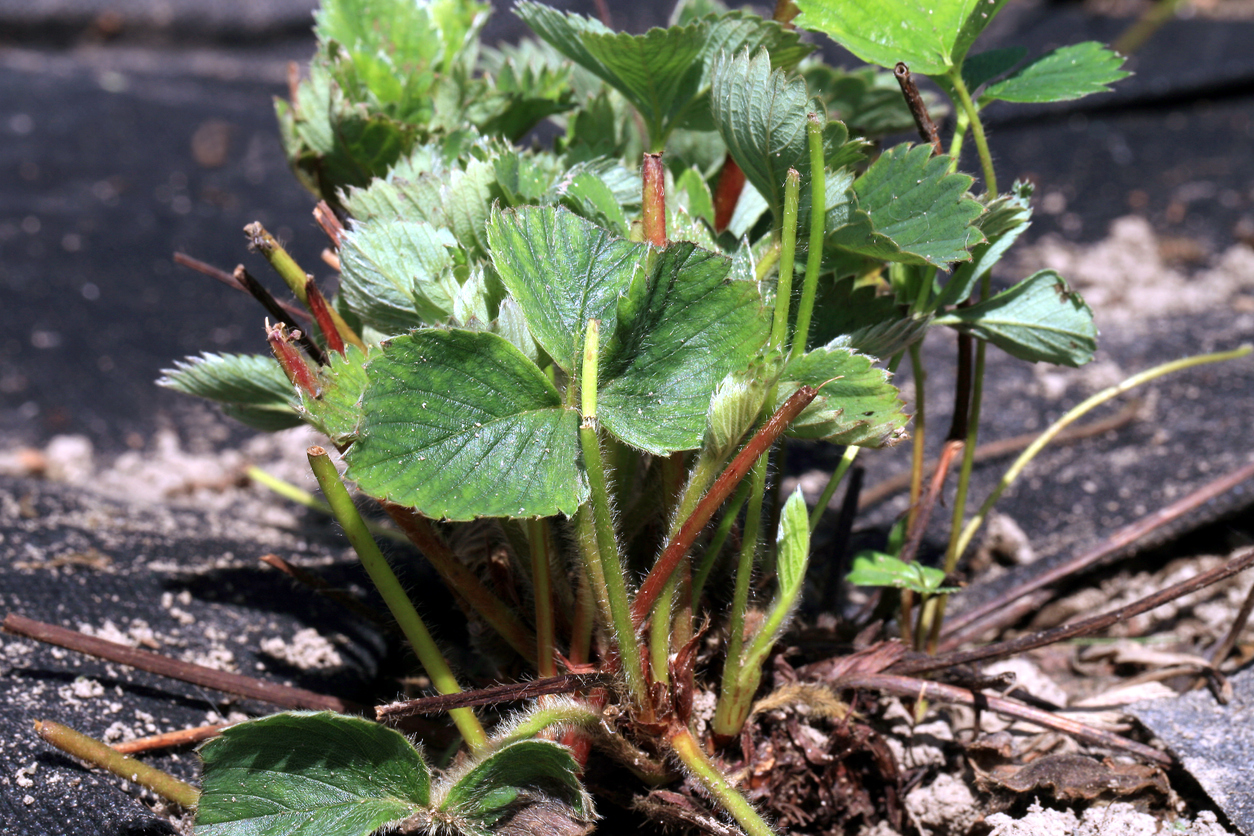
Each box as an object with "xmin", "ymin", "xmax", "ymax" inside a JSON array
[
  {"xmin": 847, "ymin": 551, "xmax": 958, "ymax": 595},
  {"xmin": 982, "ymin": 42, "xmax": 1130, "ymax": 104},
  {"xmin": 196, "ymin": 711, "xmax": 430, "ymax": 836},
  {"xmin": 934, "ymin": 269, "xmax": 1097, "ymax": 366},
  {"xmin": 598, "ymin": 243, "xmax": 771, "ymax": 454},
  {"xmin": 794, "ymin": 0, "xmax": 1014, "ymax": 76},
  {"xmin": 830, "ymin": 143, "xmax": 985, "ymax": 266},
  {"xmin": 346, "ymin": 329, "xmax": 587, "ymax": 520},
  {"xmin": 735, "ymin": 488, "xmax": 810, "ymax": 686},
  {"xmin": 435, "ymin": 739, "xmax": 595, "ymax": 835},
  {"xmin": 486, "ymin": 204, "xmax": 646, "ymax": 374},
  {"xmin": 778, "ymin": 347, "xmax": 910, "ymax": 447},
  {"xmin": 158, "ymin": 353, "xmax": 302, "ymax": 431},
  {"xmin": 338, "ymin": 219, "xmax": 460, "ymax": 332},
  {"xmin": 710, "ymin": 49, "xmax": 821, "ymax": 227}
]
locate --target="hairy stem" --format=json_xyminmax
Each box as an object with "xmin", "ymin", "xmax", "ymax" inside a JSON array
[
  {"xmin": 770, "ymin": 169, "xmax": 801, "ymax": 350},
  {"xmin": 306, "ymin": 447, "xmax": 486, "ymax": 751},
  {"xmin": 579, "ymin": 320, "xmax": 647, "ymax": 704},
  {"xmin": 669, "ymin": 726, "xmax": 778, "ymax": 836},
  {"xmin": 791, "ymin": 113, "xmax": 827, "ymax": 361},
  {"xmin": 945, "ymin": 71, "xmax": 996, "ymax": 195},
  {"xmin": 526, "ymin": 519, "xmax": 557, "ymax": 678}
]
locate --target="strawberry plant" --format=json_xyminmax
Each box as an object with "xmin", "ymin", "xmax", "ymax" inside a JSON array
[{"xmin": 132, "ymin": 0, "xmax": 1160, "ymax": 833}]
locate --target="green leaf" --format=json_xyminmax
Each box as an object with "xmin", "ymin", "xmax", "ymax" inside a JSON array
[
  {"xmin": 158, "ymin": 353, "xmax": 302, "ymax": 432},
  {"xmin": 847, "ymin": 551, "xmax": 958, "ymax": 595},
  {"xmin": 982, "ymin": 42, "xmax": 1130, "ymax": 104},
  {"xmin": 961, "ymin": 47, "xmax": 1027, "ymax": 93},
  {"xmin": 195, "ymin": 711, "xmax": 429, "ymax": 836},
  {"xmin": 518, "ymin": 4, "xmax": 810, "ymax": 146},
  {"xmin": 340, "ymin": 153, "xmax": 449, "ymax": 227},
  {"xmin": 934, "ymin": 270, "xmax": 1097, "ymax": 366},
  {"xmin": 829, "ymin": 143, "xmax": 985, "ymax": 266},
  {"xmin": 808, "ymin": 278, "xmax": 931, "ymax": 358},
  {"xmin": 935, "ymin": 180, "xmax": 1033, "ymax": 309},
  {"xmin": 437, "ymin": 739, "xmax": 594, "ymax": 833},
  {"xmin": 338, "ymin": 219, "xmax": 460, "ymax": 332},
  {"xmin": 704, "ymin": 353, "xmax": 781, "ymax": 457},
  {"xmin": 738, "ymin": 488, "xmax": 810, "ymax": 684},
  {"xmin": 598, "ymin": 243, "xmax": 770, "ymax": 454},
  {"xmin": 710, "ymin": 49, "xmax": 820, "ymax": 227},
  {"xmin": 675, "ymin": 167, "xmax": 716, "ymax": 227},
  {"xmin": 346, "ymin": 329, "xmax": 587, "ymax": 520},
  {"xmin": 774, "ymin": 487, "xmax": 810, "ymax": 601},
  {"xmin": 299, "ymin": 344, "xmax": 369, "ymax": 444},
  {"xmin": 794, "ymin": 0, "xmax": 1014, "ymax": 76},
  {"xmin": 778, "ymin": 347, "xmax": 910, "ymax": 447},
  {"xmin": 486, "ymin": 205, "xmax": 646, "ymax": 374}
]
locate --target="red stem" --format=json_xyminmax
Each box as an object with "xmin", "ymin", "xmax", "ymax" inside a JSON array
[
  {"xmin": 642, "ymin": 152, "xmax": 667, "ymax": 247},
  {"xmin": 713, "ymin": 154, "xmax": 746, "ymax": 233},
  {"xmin": 631, "ymin": 386, "xmax": 819, "ymax": 624}
]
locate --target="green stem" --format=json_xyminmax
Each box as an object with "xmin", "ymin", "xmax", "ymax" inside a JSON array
[
  {"xmin": 808, "ymin": 445, "xmax": 859, "ymax": 532},
  {"xmin": 906, "ymin": 342, "xmax": 927, "ymax": 528},
  {"xmin": 693, "ymin": 479, "xmax": 752, "ymax": 607},
  {"xmin": 770, "ymin": 169, "xmax": 801, "ymax": 350},
  {"xmin": 35, "ymin": 720, "xmax": 199, "ymax": 808},
  {"xmin": 945, "ymin": 70, "xmax": 996, "ymax": 195},
  {"xmin": 791, "ymin": 114, "xmax": 827, "ymax": 360},
  {"xmin": 946, "ymin": 106, "xmax": 970, "ymax": 173},
  {"xmin": 526, "ymin": 519, "xmax": 557, "ymax": 679},
  {"xmin": 247, "ymin": 465, "xmax": 408, "ymax": 544},
  {"xmin": 713, "ymin": 453, "xmax": 769, "ymax": 737},
  {"xmin": 306, "ymin": 447, "xmax": 487, "ymax": 752},
  {"xmin": 669, "ymin": 726, "xmax": 778, "ymax": 836},
  {"xmin": 579, "ymin": 320, "xmax": 647, "ymax": 704},
  {"xmin": 943, "ymin": 328, "xmax": 987, "ymax": 577}
]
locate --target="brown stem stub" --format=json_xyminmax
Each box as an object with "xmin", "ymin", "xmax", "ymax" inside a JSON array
[
  {"xmin": 713, "ymin": 154, "xmax": 747, "ymax": 234},
  {"xmin": 894, "ymin": 63, "xmax": 943, "ymax": 156},
  {"xmin": 642, "ymin": 152, "xmax": 667, "ymax": 247}
]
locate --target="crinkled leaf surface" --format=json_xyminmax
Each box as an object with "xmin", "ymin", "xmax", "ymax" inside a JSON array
[
  {"xmin": 338, "ymin": 219, "xmax": 459, "ymax": 332},
  {"xmin": 195, "ymin": 712, "xmax": 429, "ymax": 836},
  {"xmin": 158, "ymin": 353, "xmax": 302, "ymax": 431},
  {"xmin": 935, "ymin": 269, "xmax": 1097, "ymax": 366},
  {"xmin": 517, "ymin": 4, "xmax": 809, "ymax": 143},
  {"xmin": 598, "ymin": 243, "xmax": 770, "ymax": 454},
  {"xmin": 710, "ymin": 50, "xmax": 823, "ymax": 226},
  {"xmin": 486, "ymin": 205, "xmax": 646, "ymax": 374},
  {"xmin": 794, "ymin": 0, "xmax": 1013, "ymax": 75},
  {"xmin": 778, "ymin": 347, "xmax": 909, "ymax": 447},
  {"xmin": 346, "ymin": 329, "xmax": 586, "ymax": 520},
  {"xmin": 982, "ymin": 41, "xmax": 1130, "ymax": 104},
  {"xmin": 437, "ymin": 739, "xmax": 593, "ymax": 831},
  {"xmin": 830, "ymin": 143, "xmax": 984, "ymax": 266}
]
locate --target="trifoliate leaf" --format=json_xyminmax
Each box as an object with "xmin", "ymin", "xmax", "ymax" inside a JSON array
[
  {"xmin": 794, "ymin": 0, "xmax": 1014, "ymax": 76},
  {"xmin": 195, "ymin": 712, "xmax": 430, "ymax": 836},
  {"xmin": 346, "ymin": 329, "xmax": 587, "ymax": 520},
  {"xmin": 847, "ymin": 551, "xmax": 959, "ymax": 595},
  {"xmin": 338, "ymin": 219, "xmax": 460, "ymax": 333},
  {"xmin": 982, "ymin": 42, "xmax": 1130, "ymax": 104},
  {"xmin": 934, "ymin": 269, "xmax": 1097, "ymax": 366},
  {"xmin": 158, "ymin": 353, "xmax": 302, "ymax": 431},
  {"xmin": 778, "ymin": 347, "xmax": 910, "ymax": 447}
]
